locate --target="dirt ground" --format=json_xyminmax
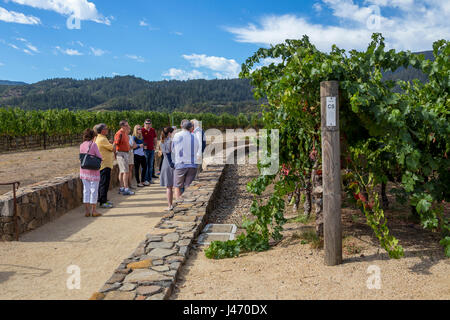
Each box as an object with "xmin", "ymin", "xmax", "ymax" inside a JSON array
[
  {"xmin": 0, "ymin": 146, "xmax": 80, "ymax": 195},
  {"xmin": 171, "ymin": 164, "xmax": 450, "ymax": 300}
]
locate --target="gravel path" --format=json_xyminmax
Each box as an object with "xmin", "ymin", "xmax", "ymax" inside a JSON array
[
  {"xmin": 206, "ymin": 164, "xmax": 259, "ymax": 226},
  {"xmin": 0, "ymin": 180, "xmax": 167, "ymax": 300},
  {"xmin": 171, "ymin": 164, "xmax": 450, "ymax": 300}
]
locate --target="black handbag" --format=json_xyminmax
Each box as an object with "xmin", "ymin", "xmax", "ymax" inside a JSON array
[{"xmin": 80, "ymin": 142, "xmax": 102, "ymax": 170}]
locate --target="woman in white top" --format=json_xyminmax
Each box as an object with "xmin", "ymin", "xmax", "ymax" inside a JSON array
[
  {"xmin": 132, "ymin": 125, "xmax": 147, "ymax": 187},
  {"xmin": 128, "ymin": 132, "xmax": 137, "ymax": 189}
]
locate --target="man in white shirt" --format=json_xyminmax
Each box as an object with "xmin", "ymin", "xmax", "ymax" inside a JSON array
[
  {"xmin": 191, "ymin": 119, "xmax": 206, "ymax": 175},
  {"xmin": 172, "ymin": 119, "xmax": 200, "ymax": 200}
]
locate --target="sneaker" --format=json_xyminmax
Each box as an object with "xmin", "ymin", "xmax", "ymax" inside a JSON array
[
  {"xmin": 106, "ymin": 201, "xmax": 114, "ymax": 206},
  {"xmin": 118, "ymin": 187, "xmax": 125, "ymax": 194},
  {"xmin": 143, "ymin": 181, "xmax": 150, "ymax": 186},
  {"xmin": 100, "ymin": 203, "xmax": 113, "ymax": 209},
  {"xmin": 122, "ymin": 189, "xmax": 135, "ymax": 196},
  {"xmin": 137, "ymin": 183, "xmax": 144, "ymax": 187}
]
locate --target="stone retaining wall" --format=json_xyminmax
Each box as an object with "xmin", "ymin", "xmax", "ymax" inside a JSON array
[
  {"xmin": 90, "ymin": 164, "xmax": 227, "ymax": 300},
  {"xmin": 0, "ymin": 165, "xmax": 121, "ymax": 241}
]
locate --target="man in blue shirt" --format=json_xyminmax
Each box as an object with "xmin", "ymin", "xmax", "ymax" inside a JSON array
[{"xmin": 172, "ymin": 119, "xmax": 200, "ymax": 200}]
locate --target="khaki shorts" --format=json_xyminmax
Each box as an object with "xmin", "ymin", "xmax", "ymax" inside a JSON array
[
  {"xmin": 174, "ymin": 167, "xmax": 197, "ymax": 188},
  {"xmin": 117, "ymin": 152, "xmax": 129, "ymax": 173},
  {"xmin": 128, "ymin": 150, "xmax": 134, "ymax": 165}
]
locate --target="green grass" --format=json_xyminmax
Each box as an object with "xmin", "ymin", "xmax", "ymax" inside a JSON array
[
  {"xmin": 292, "ymin": 230, "xmax": 323, "ymax": 249},
  {"xmin": 288, "ymin": 214, "xmax": 314, "ymax": 224}
]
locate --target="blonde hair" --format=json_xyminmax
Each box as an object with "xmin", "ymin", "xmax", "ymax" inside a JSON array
[{"xmin": 133, "ymin": 125, "xmax": 143, "ymax": 139}]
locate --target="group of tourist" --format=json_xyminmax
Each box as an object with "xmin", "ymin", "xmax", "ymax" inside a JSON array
[{"xmin": 79, "ymin": 119, "xmax": 206, "ymax": 217}]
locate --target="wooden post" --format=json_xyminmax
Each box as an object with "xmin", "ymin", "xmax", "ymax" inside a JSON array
[{"xmin": 320, "ymin": 81, "xmax": 342, "ymax": 266}]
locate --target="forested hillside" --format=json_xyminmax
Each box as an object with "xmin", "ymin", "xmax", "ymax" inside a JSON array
[{"xmin": 0, "ymin": 77, "xmax": 261, "ymax": 115}]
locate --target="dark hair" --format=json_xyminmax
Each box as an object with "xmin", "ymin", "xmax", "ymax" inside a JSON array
[
  {"xmin": 119, "ymin": 120, "xmax": 128, "ymax": 127},
  {"xmin": 83, "ymin": 128, "xmax": 96, "ymax": 141},
  {"xmin": 145, "ymin": 119, "xmax": 152, "ymax": 124},
  {"xmin": 96, "ymin": 123, "xmax": 107, "ymax": 134},
  {"xmin": 161, "ymin": 126, "xmax": 174, "ymax": 143}
]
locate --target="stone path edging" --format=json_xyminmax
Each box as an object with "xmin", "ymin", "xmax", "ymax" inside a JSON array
[{"xmin": 90, "ymin": 164, "xmax": 226, "ymax": 300}]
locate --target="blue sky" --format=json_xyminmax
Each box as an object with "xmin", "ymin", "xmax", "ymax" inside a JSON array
[{"xmin": 0, "ymin": 0, "xmax": 449, "ymax": 83}]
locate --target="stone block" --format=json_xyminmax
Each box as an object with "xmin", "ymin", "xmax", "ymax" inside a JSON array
[
  {"xmin": 127, "ymin": 259, "xmax": 152, "ymax": 270},
  {"xmin": 136, "ymin": 285, "xmax": 162, "ymax": 296},
  {"xmin": 89, "ymin": 292, "xmax": 105, "ymax": 300},
  {"xmin": 3, "ymin": 222, "xmax": 15, "ymax": 234},
  {"xmin": 106, "ymin": 273, "xmax": 126, "ymax": 284},
  {"xmin": 162, "ymin": 233, "xmax": 179, "ymax": 243},
  {"xmin": 147, "ymin": 248, "xmax": 177, "ymax": 259},
  {"xmin": 146, "ymin": 241, "xmax": 173, "ymax": 250},
  {"xmin": 151, "ymin": 266, "xmax": 170, "ymax": 272},
  {"xmin": 119, "ymin": 283, "xmax": 136, "ymax": 291},
  {"xmin": 103, "ymin": 291, "xmax": 135, "ymax": 300},
  {"xmin": 124, "ymin": 269, "xmax": 171, "ymax": 283},
  {"xmin": 146, "ymin": 235, "xmax": 162, "ymax": 242}
]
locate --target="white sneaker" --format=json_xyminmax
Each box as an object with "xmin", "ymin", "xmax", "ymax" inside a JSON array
[{"xmin": 143, "ymin": 181, "xmax": 150, "ymax": 186}]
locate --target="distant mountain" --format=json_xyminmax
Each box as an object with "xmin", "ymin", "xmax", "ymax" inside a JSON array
[
  {"xmin": 0, "ymin": 80, "xmax": 28, "ymax": 86},
  {"xmin": 0, "ymin": 76, "xmax": 261, "ymax": 115},
  {"xmin": 383, "ymin": 50, "xmax": 435, "ymax": 83}
]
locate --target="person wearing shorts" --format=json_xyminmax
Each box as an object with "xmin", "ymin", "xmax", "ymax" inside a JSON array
[
  {"xmin": 114, "ymin": 120, "xmax": 135, "ymax": 196},
  {"xmin": 80, "ymin": 128, "xmax": 102, "ymax": 217},
  {"xmin": 172, "ymin": 119, "xmax": 200, "ymax": 200}
]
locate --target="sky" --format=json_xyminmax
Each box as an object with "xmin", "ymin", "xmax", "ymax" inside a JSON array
[{"xmin": 0, "ymin": 0, "xmax": 448, "ymax": 84}]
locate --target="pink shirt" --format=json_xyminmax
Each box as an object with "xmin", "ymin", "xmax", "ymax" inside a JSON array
[{"xmin": 80, "ymin": 141, "xmax": 102, "ymax": 181}]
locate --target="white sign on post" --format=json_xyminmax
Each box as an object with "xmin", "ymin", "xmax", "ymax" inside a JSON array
[{"xmin": 326, "ymin": 97, "xmax": 337, "ymax": 127}]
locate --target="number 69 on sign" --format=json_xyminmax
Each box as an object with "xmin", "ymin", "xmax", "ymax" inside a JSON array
[{"xmin": 326, "ymin": 97, "xmax": 337, "ymax": 127}]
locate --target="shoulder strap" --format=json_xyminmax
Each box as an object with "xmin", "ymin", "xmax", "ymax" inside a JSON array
[{"xmin": 87, "ymin": 141, "xmax": 94, "ymax": 154}]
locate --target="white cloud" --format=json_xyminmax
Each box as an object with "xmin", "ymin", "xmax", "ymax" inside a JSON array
[
  {"xmin": 225, "ymin": 0, "xmax": 450, "ymax": 52},
  {"xmin": 10, "ymin": 0, "xmax": 110, "ymax": 25},
  {"xmin": 56, "ymin": 46, "xmax": 83, "ymax": 56},
  {"xmin": 313, "ymin": 3, "xmax": 322, "ymax": 12},
  {"xmin": 14, "ymin": 37, "xmax": 39, "ymax": 53},
  {"xmin": 26, "ymin": 43, "xmax": 39, "ymax": 53},
  {"xmin": 0, "ymin": 6, "xmax": 41, "ymax": 24},
  {"xmin": 64, "ymin": 67, "xmax": 70, "ymax": 71},
  {"xmin": 0, "ymin": 62, "xmax": 4, "ymax": 67},
  {"xmin": 139, "ymin": 19, "xmax": 158, "ymax": 30},
  {"xmin": 172, "ymin": 31, "xmax": 183, "ymax": 36},
  {"xmin": 162, "ymin": 68, "xmax": 207, "ymax": 81},
  {"xmin": 182, "ymin": 54, "xmax": 240, "ymax": 79},
  {"xmin": 126, "ymin": 54, "xmax": 145, "ymax": 63},
  {"xmin": 90, "ymin": 47, "xmax": 106, "ymax": 56},
  {"xmin": 8, "ymin": 43, "xmax": 19, "ymax": 50}
]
